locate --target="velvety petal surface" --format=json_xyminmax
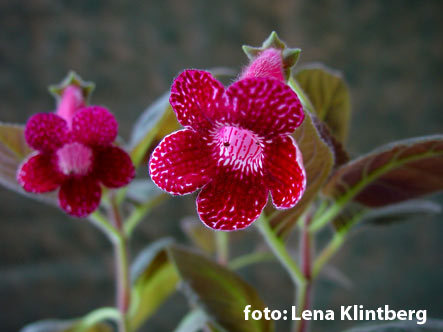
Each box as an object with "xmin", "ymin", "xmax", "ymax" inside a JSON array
[
  {"xmin": 149, "ymin": 129, "xmax": 215, "ymax": 195},
  {"xmin": 226, "ymin": 77, "xmax": 304, "ymax": 138},
  {"xmin": 17, "ymin": 153, "xmax": 65, "ymax": 193},
  {"xmin": 169, "ymin": 70, "xmax": 227, "ymax": 131},
  {"xmin": 95, "ymin": 146, "xmax": 135, "ymax": 188},
  {"xmin": 264, "ymin": 136, "xmax": 306, "ymax": 209},
  {"xmin": 196, "ymin": 170, "xmax": 268, "ymax": 231},
  {"xmin": 58, "ymin": 176, "xmax": 101, "ymax": 217},
  {"xmin": 25, "ymin": 113, "xmax": 69, "ymax": 152},
  {"xmin": 71, "ymin": 106, "xmax": 118, "ymax": 146}
]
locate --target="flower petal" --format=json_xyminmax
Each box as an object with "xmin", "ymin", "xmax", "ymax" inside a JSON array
[
  {"xmin": 25, "ymin": 113, "xmax": 69, "ymax": 152},
  {"xmin": 17, "ymin": 153, "xmax": 64, "ymax": 193},
  {"xmin": 58, "ymin": 176, "xmax": 101, "ymax": 217},
  {"xmin": 149, "ymin": 129, "xmax": 214, "ymax": 195},
  {"xmin": 71, "ymin": 106, "xmax": 118, "ymax": 146},
  {"xmin": 169, "ymin": 70, "xmax": 227, "ymax": 131},
  {"xmin": 226, "ymin": 77, "xmax": 304, "ymax": 138},
  {"xmin": 196, "ymin": 170, "xmax": 268, "ymax": 231},
  {"xmin": 95, "ymin": 146, "xmax": 135, "ymax": 188},
  {"xmin": 264, "ymin": 136, "xmax": 306, "ymax": 209}
]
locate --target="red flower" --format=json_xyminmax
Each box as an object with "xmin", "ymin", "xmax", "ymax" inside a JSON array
[
  {"xmin": 149, "ymin": 70, "xmax": 306, "ymax": 231},
  {"xmin": 17, "ymin": 85, "xmax": 135, "ymax": 217}
]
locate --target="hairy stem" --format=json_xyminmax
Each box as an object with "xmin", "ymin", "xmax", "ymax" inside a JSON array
[
  {"xmin": 216, "ymin": 231, "xmax": 229, "ymax": 265},
  {"xmin": 256, "ymin": 215, "xmax": 306, "ymax": 287},
  {"xmin": 294, "ymin": 216, "xmax": 313, "ymax": 332},
  {"xmin": 109, "ymin": 195, "xmax": 131, "ymax": 332}
]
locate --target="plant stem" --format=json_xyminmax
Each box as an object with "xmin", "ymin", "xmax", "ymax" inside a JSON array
[
  {"xmin": 256, "ymin": 215, "xmax": 306, "ymax": 287},
  {"xmin": 124, "ymin": 194, "xmax": 167, "ymax": 237},
  {"xmin": 294, "ymin": 216, "xmax": 313, "ymax": 332},
  {"xmin": 113, "ymin": 236, "xmax": 130, "ymax": 332},
  {"xmin": 109, "ymin": 195, "xmax": 131, "ymax": 332},
  {"xmin": 312, "ymin": 231, "xmax": 345, "ymax": 278},
  {"xmin": 215, "ymin": 231, "xmax": 229, "ymax": 265},
  {"xmin": 228, "ymin": 251, "xmax": 275, "ymax": 270}
]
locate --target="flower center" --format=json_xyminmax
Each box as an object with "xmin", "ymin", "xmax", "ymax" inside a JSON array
[
  {"xmin": 216, "ymin": 126, "xmax": 263, "ymax": 174},
  {"xmin": 57, "ymin": 142, "xmax": 93, "ymax": 176}
]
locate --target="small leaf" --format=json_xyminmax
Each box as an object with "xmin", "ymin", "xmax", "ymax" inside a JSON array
[
  {"xmin": 269, "ymin": 111, "xmax": 335, "ymax": 237},
  {"xmin": 0, "ymin": 123, "xmax": 57, "ymax": 205},
  {"xmin": 180, "ymin": 217, "xmax": 216, "ymax": 254},
  {"xmin": 125, "ymin": 179, "xmax": 164, "ymax": 204},
  {"xmin": 294, "ymin": 64, "xmax": 351, "ymax": 142},
  {"xmin": 20, "ymin": 319, "xmax": 111, "ymax": 332},
  {"xmin": 323, "ymin": 135, "xmax": 443, "ymax": 207},
  {"xmin": 342, "ymin": 319, "xmax": 443, "ymax": 332},
  {"xmin": 168, "ymin": 245, "xmax": 274, "ymax": 332},
  {"xmin": 128, "ymin": 92, "xmax": 180, "ymax": 167},
  {"xmin": 128, "ymin": 238, "xmax": 179, "ymax": 331}
]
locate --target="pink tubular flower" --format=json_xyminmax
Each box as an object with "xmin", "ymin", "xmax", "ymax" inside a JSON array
[
  {"xmin": 17, "ymin": 85, "xmax": 135, "ymax": 217},
  {"xmin": 149, "ymin": 69, "xmax": 307, "ymax": 231}
]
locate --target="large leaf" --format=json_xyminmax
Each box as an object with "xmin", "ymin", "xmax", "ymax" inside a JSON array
[
  {"xmin": 128, "ymin": 238, "xmax": 179, "ymax": 331},
  {"xmin": 128, "ymin": 92, "xmax": 180, "ymax": 167},
  {"xmin": 343, "ymin": 319, "xmax": 443, "ymax": 332},
  {"xmin": 269, "ymin": 111, "xmax": 334, "ymax": 237},
  {"xmin": 323, "ymin": 135, "xmax": 443, "ymax": 207},
  {"xmin": 294, "ymin": 65, "xmax": 351, "ymax": 142},
  {"xmin": 0, "ymin": 123, "xmax": 57, "ymax": 204},
  {"xmin": 168, "ymin": 245, "xmax": 274, "ymax": 332},
  {"xmin": 20, "ymin": 319, "xmax": 112, "ymax": 332}
]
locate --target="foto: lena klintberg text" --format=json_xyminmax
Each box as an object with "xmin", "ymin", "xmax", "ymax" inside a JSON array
[{"xmin": 243, "ymin": 305, "xmax": 427, "ymax": 325}]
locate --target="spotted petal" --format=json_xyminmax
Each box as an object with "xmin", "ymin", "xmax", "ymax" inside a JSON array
[
  {"xmin": 169, "ymin": 70, "xmax": 227, "ymax": 131},
  {"xmin": 95, "ymin": 146, "xmax": 135, "ymax": 188},
  {"xmin": 226, "ymin": 77, "xmax": 304, "ymax": 138},
  {"xmin": 197, "ymin": 170, "xmax": 268, "ymax": 231},
  {"xmin": 71, "ymin": 106, "xmax": 118, "ymax": 146},
  {"xmin": 265, "ymin": 136, "xmax": 306, "ymax": 209},
  {"xmin": 17, "ymin": 153, "xmax": 64, "ymax": 193},
  {"xmin": 149, "ymin": 129, "xmax": 214, "ymax": 195},
  {"xmin": 58, "ymin": 176, "xmax": 101, "ymax": 217},
  {"xmin": 25, "ymin": 113, "xmax": 69, "ymax": 152}
]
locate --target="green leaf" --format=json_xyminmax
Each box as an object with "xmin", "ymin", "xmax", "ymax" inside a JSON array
[
  {"xmin": 125, "ymin": 179, "xmax": 164, "ymax": 204},
  {"xmin": 128, "ymin": 92, "xmax": 180, "ymax": 167},
  {"xmin": 342, "ymin": 319, "xmax": 443, "ymax": 332},
  {"xmin": 323, "ymin": 135, "xmax": 443, "ymax": 207},
  {"xmin": 294, "ymin": 64, "xmax": 351, "ymax": 142},
  {"xmin": 269, "ymin": 111, "xmax": 334, "ymax": 237},
  {"xmin": 20, "ymin": 319, "xmax": 112, "ymax": 332},
  {"xmin": 180, "ymin": 217, "xmax": 216, "ymax": 254},
  {"xmin": 174, "ymin": 309, "xmax": 210, "ymax": 332},
  {"xmin": 0, "ymin": 123, "xmax": 57, "ymax": 205},
  {"xmin": 168, "ymin": 245, "xmax": 274, "ymax": 332},
  {"xmin": 128, "ymin": 238, "xmax": 179, "ymax": 331}
]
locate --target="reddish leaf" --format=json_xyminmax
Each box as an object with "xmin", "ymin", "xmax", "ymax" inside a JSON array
[{"xmin": 323, "ymin": 135, "xmax": 443, "ymax": 207}]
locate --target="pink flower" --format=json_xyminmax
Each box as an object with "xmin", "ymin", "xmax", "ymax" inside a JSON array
[
  {"xmin": 17, "ymin": 85, "xmax": 135, "ymax": 217},
  {"xmin": 149, "ymin": 69, "xmax": 306, "ymax": 231}
]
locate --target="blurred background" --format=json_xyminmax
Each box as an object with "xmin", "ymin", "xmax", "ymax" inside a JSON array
[{"xmin": 1, "ymin": 0, "xmax": 442, "ymax": 331}]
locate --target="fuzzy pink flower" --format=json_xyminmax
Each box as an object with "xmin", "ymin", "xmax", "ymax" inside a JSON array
[
  {"xmin": 17, "ymin": 85, "xmax": 135, "ymax": 217},
  {"xmin": 149, "ymin": 70, "xmax": 306, "ymax": 231}
]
